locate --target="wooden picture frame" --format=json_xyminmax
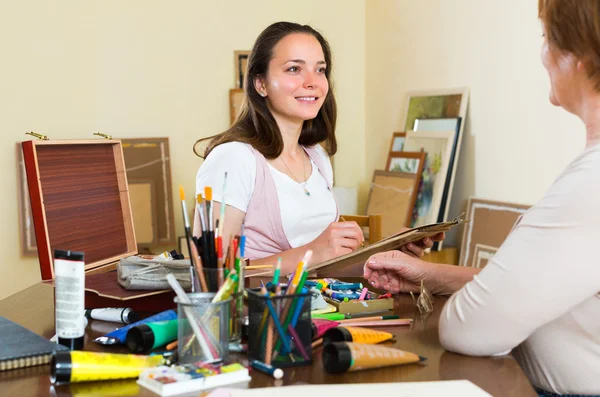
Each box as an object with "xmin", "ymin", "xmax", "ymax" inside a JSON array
[
  {"xmin": 404, "ymin": 130, "xmax": 456, "ymax": 228},
  {"xmin": 401, "ymin": 87, "xmax": 469, "ymax": 134},
  {"xmin": 229, "ymin": 88, "xmax": 244, "ymax": 125},
  {"xmin": 367, "ymin": 162, "xmax": 424, "ymax": 238},
  {"xmin": 234, "ymin": 50, "xmax": 250, "ymax": 89},
  {"xmin": 388, "ymin": 132, "xmax": 406, "ymax": 154},
  {"xmin": 459, "ymin": 197, "xmax": 530, "ymax": 268},
  {"xmin": 386, "ymin": 150, "xmax": 425, "ymax": 174}
]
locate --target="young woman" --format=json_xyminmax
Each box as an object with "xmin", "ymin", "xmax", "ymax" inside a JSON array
[{"xmin": 195, "ymin": 22, "xmax": 438, "ymax": 274}]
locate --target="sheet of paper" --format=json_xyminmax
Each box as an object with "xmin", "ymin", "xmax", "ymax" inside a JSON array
[{"xmin": 227, "ymin": 380, "xmax": 491, "ymax": 397}]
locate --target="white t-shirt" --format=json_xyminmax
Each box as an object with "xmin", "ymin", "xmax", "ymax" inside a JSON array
[{"xmin": 196, "ymin": 142, "xmax": 337, "ymax": 247}]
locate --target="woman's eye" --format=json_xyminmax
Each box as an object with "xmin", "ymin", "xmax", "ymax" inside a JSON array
[
  {"xmin": 287, "ymin": 66, "xmax": 299, "ymax": 73},
  {"xmin": 317, "ymin": 67, "xmax": 327, "ymax": 74}
]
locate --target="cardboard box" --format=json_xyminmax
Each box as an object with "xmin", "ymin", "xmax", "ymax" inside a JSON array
[
  {"xmin": 22, "ymin": 139, "xmax": 175, "ymax": 310},
  {"xmin": 324, "ymin": 294, "xmax": 393, "ymax": 315}
]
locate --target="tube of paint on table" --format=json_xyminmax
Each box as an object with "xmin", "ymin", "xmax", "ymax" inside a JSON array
[
  {"xmin": 322, "ymin": 326, "xmax": 393, "ymax": 345},
  {"xmin": 84, "ymin": 308, "xmax": 138, "ymax": 324},
  {"xmin": 311, "ymin": 319, "xmax": 339, "ymax": 340},
  {"xmin": 125, "ymin": 319, "xmax": 179, "ymax": 354},
  {"xmin": 93, "ymin": 310, "xmax": 177, "ymax": 345},
  {"xmin": 322, "ymin": 342, "xmax": 425, "ymax": 373},
  {"xmin": 51, "ymin": 351, "xmax": 164, "ymax": 384}
]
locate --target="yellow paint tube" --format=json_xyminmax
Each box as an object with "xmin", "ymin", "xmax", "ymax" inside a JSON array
[
  {"xmin": 322, "ymin": 342, "xmax": 426, "ymax": 373},
  {"xmin": 51, "ymin": 351, "xmax": 164, "ymax": 384},
  {"xmin": 323, "ymin": 326, "xmax": 393, "ymax": 345}
]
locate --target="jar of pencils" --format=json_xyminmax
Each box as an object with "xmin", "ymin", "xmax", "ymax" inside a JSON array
[
  {"xmin": 175, "ymin": 293, "xmax": 232, "ymax": 365},
  {"xmin": 247, "ymin": 286, "xmax": 313, "ymax": 368}
]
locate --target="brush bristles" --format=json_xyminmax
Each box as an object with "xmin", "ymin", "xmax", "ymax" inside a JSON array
[
  {"xmin": 179, "ymin": 185, "xmax": 185, "ymax": 201},
  {"xmin": 205, "ymin": 186, "xmax": 213, "ymax": 201},
  {"xmin": 197, "ymin": 194, "xmax": 203, "ymax": 204}
]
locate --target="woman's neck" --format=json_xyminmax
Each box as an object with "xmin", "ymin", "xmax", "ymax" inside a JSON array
[
  {"xmin": 580, "ymin": 94, "xmax": 600, "ymax": 149},
  {"xmin": 276, "ymin": 118, "xmax": 304, "ymax": 157}
]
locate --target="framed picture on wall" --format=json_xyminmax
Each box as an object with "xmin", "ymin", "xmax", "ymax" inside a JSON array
[
  {"xmin": 402, "ymin": 87, "xmax": 469, "ymax": 134},
  {"xmin": 234, "ymin": 50, "xmax": 250, "ymax": 89},
  {"xmin": 403, "ymin": 130, "xmax": 456, "ymax": 229}
]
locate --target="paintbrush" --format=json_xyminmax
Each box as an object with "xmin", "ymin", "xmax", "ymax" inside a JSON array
[{"xmin": 179, "ymin": 186, "xmax": 198, "ymax": 292}]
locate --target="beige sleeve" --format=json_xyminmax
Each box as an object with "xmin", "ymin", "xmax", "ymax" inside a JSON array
[{"xmin": 439, "ymin": 152, "xmax": 600, "ymax": 356}]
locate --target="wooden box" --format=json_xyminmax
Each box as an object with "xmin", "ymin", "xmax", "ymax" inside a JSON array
[
  {"xmin": 22, "ymin": 139, "xmax": 175, "ymax": 311},
  {"xmin": 324, "ymin": 294, "xmax": 393, "ymax": 316}
]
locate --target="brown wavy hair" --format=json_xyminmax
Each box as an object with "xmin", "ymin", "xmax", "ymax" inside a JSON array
[
  {"xmin": 539, "ymin": 0, "xmax": 600, "ymax": 90},
  {"xmin": 194, "ymin": 21, "xmax": 337, "ymax": 159}
]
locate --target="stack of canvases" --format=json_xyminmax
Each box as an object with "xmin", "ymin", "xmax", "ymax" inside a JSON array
[{"xmin": 366, "ymin": 88, "xmax": 469, "ymax": 246}]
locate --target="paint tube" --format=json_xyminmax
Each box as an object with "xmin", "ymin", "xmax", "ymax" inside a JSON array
[
  {"xmin": 323, "ymin": 342, "xmax": 425, "ymax": 373},
  {"xmin": 84, "ymin": 308, "xmax": 138, "ymax": 324},
  {"xmin": 93, "ymin": 310, "xmax": 177, "ymax": 345},
  {"xmin": 51, "ymin": 351, "xmax": 164, "ymax": 384},
  {"xmin": 311, "ymin": 319, "xmax": 339, "ymax": 340},
  {"xmin": 125, "ymin": 319, "xmax": 178, "ymax": 354},
  {"xmin": 323, "ymin": 326, "xmax": 392, "ymax": 345}
]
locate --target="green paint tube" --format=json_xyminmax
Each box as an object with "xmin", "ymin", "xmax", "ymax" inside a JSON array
[{"xmin": 125, "ymin": 319, "xmax": 178, "ymax": 354}]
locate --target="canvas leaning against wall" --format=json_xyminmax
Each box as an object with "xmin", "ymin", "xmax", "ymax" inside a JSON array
[{"xmin": 403, "ymin": 130, "xmax": 456, "ymax": 228}]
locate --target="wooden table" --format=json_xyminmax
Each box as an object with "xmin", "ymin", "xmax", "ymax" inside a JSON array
[{"xmin": 0, "ymin": 283, "xmax": 536, "ymax": 397}]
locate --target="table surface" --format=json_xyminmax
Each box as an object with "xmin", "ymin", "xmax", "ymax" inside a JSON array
[{"xmin": 0, "ymin": 282, "xmax": 537, "ymax": 397}]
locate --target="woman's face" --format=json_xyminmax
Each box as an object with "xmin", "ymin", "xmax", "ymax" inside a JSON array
[
  {"xmin": 256, "ymin": 33, "xmax": 329, "ymax": 127},
  {"xmin": 541, "ymin": 28, "xmax": 581, "ymax": 112}
]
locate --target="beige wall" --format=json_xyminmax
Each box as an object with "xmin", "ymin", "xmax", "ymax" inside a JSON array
[
  {"xmin": 365, "ymin": 0, "xmax": 584, "ymax": 246},
  {"xmin": 0, "ymin": 1, "xmax": 366, "ymax": 299}
]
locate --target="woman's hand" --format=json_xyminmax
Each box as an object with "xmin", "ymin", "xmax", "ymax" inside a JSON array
[
  {"xmin": 363, "ymin": 250, "xmax": 436, "ymax": 294},
  {"xmin": 399, "ymin": 231, "xmax": 446, "ymax": 258},
  {"xmin": 309, "ymin": 221, "xmax": 365, "ymax": 263}
]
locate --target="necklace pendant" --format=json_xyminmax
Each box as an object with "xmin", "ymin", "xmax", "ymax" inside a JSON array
[{"xmin": 303, "ymin": 186, "xmax": 310, "ymax": 197}]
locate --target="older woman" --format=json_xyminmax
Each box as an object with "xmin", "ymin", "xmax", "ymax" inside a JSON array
[{"xmin": 363, "ymin": 1, "xmax": 600, "ymax": 396}]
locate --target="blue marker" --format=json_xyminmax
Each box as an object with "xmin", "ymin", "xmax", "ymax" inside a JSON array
[
  {"xmin": 329, "ymin": 283, "xmax": 363, "ymax": 291},
  {"xmin": 250, "ymin": 360, "xmax": 284, "ymax": 379},
  {"xmin": 330, "ymin": 292, "xmax": 361, "ymax": 301},
  {"xmin": 93, "ymin": 309, "xmax": 177, "ymax": 345}
]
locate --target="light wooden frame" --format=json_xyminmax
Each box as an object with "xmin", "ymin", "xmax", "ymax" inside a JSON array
[{"xmin": 229, "ymin": 88, "xmax": 244, "ymax": 125}]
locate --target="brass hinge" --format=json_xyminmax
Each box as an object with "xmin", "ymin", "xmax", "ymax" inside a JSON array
[
  {"xmin": 25, "ymin": 131, "xmax": 48, "ymax": 140},
  {"xmin": 93, "ymin": 132, "xmax": 112, "ymax": 140}
]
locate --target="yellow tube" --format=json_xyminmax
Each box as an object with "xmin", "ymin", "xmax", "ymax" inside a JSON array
[
  {"xmin": 323, "ymin": 326, "xmax": 393, "ymax": 345},
  {"xmin": 50, "ymin": 379, "xmax": 140, "ymax": 397},
  {"xmin": 323, "ymin": 342, "xmax": 426, "ymax": 373},
  {"xmin": 51, "ymin": 351, "xmax": 164, "ymax": 384}
]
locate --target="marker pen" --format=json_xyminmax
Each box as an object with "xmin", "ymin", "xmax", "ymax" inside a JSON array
[
  {"xmin": 84, "ymin": 308, "xmax": 138, "ymax": 324},
  {"xmin": 125, "ymin": 319, "xmax": 179, "ymax": 354},
  {"xmin": 249, "ymin": 360, "xmax": 283, "ymax": 379},
  {"xmin": 93, "ymin": 310, "xmax": 177, "ymax": 345},
  {"xmin": 329, "ymin": 283, "xmax": 363, "ymax": 291}
]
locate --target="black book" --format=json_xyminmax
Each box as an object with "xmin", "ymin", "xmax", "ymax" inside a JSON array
[{"xmin": 0, "ymin": 316, "xmax": 68, "ymax": 371}]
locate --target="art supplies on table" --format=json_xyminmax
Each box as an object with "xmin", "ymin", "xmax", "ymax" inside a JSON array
[
  {"xmin": 0, "ymin": 316, "xmax": 68, "ymax": 371},
  {"xmin": 85, "ymin": 307, "xmax": 138, "ymax": 324},
  {"xmin": 137, "ymin": 363, "xmax": 250, "ymax": 397},
  {"xmin": 323, "ymin": 326, "xmax": 393, "ymax": 345},
  {"xmin": 309, "ymin": 278, "xmax": 394, "ymax": 315},
  {"xmin": 51, "ymin": 351, "xmax": 165, "ymax": 384},
  {"xmin": 247, "ymin": 251, "xmax": 314, "ymax": 368},
  {"xmin": 322, "ymin": 342, "xmax": 425, "ymax": 373},
  {"xmin": 94, "ymin": 310, "xmax": 178, "ymax": 345},
  {"xmin": 125, "ymin": 319, "xmax": 179, "ymax": 354}
]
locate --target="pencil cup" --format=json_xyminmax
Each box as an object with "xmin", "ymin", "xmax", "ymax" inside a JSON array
[
  {"xmin": 175, "ymin": 293, "xmax": 231, "ymax": 365},
  {"xmin": 247, "ymin": 288, "xmax": 313, "ymax": 368}
]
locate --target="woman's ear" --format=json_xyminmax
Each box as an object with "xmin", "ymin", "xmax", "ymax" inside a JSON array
[{"xmin": 254, "ymin": 76, "xmax": 267, "ymax": 97}]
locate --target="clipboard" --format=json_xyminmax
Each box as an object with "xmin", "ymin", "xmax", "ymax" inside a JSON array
[{"xmin": 309, "ymin": 215, "xmax": 467, "ymax": 277}]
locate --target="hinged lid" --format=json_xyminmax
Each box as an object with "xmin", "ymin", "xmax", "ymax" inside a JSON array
[{"xmin": 22, "ymin": 140, "xmax": 137, "ymax": 280}]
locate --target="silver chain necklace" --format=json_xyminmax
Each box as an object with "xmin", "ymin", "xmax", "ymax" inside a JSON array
[{"xmin": 280, "ymin": 152, "xmax": 310, "ymax": 197}]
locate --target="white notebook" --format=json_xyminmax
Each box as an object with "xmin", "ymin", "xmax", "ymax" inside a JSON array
[{"xmin": 223, "ymin": 380, "xmax": 492, "ymax": 397}]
